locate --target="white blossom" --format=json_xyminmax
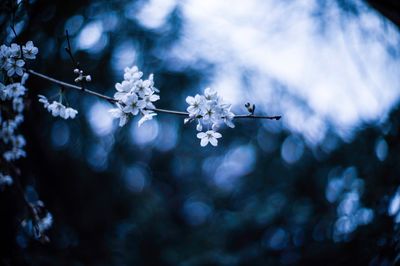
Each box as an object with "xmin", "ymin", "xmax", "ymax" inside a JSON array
[
  {"xmin": 186, "ymin": 87, "xmax": 236, "ymax": 146},
  {"xmin": 3, "ymin": 135, "xmax": 26, "ymax": 161},
  {"xmin": 109, "ymin": 104, "xmax": 129, "ymax": 127},
  {"xmin": 122, "ymin": 93, "xmax": 145, "ymax": 115},
  {"xmin": 38, "ymin": 95, "xmax": 49, "ymax": 108},
  {"xmin": 46, "ymin": 101, "xmax": 78, "ymax": 119},
  {"xmin": 22, "ymin": 41, "xmax": 38, "ymax": 59},
  {"xmin": 204, "ymin": 87, "xmax": 218, "ymax": 101},
  {"xmin": 9, "ymin": 43, "xmax": 21, "ymax": 58},
  {"xmin": 47, "ymin": 101, "xmax": 65, "ymax": 117},
  {"xmin": 4, "ymin": 58, "xmax": 25, "ymax": 77},
  {"xmin": 138, "ymin": 110, "xmax": 157, "ymax": 127},
  {"xmin": 135, "ymin": 79, "xmax": 152, "ymax": 97},
  {"xmin": 186, "ymin": 94, "xmax": 204, "ymax": 115},
  {"xmin": 64, "ymin": 107, "xmax": 78, "ymax": 119},
  {"xmin": 222, "ymin": 105, "xmax": 235, "ymax": 128},
  {"xmin": 197, "ymin": 130, "xmax": 222, "ymax": 147},
  {"xmin": 202, "ymin": 101, "xmax": 217, "ymax": 122},
  {"xmin": 0, "ymin": 120, "xmax": 17, "ymax": 143},
  {"xmin": 114, "ymin": 80, "xmax": 133, "ymax": 101},
  {"xmin": 142, "ymin": 91, "xmax": 160, "ymax": 109},
  {"xmin": 4, "ymin": 82, "xmax": 26, "ymax": 99},
  {"xmin": 123, "ymin": 66, "xmax": 143, "ymax": 82},
  {"xmin": 110, "ymin": 66, "xmax": 160, "ymax": 127}
]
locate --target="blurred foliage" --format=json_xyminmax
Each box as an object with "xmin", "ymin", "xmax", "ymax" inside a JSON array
[{"xmin": 0, "ymin": 0, "xmax": 400, "ymax": 265}]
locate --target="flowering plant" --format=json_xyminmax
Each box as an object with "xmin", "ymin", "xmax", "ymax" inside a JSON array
[{"xmin": 0, "ymin": 1, "xmax": 281, "ymax": 245}]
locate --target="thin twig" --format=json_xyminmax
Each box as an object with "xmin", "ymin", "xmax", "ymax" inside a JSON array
[
  {"xmin": 234, "ymin": 114, "xmax": 281, "ymax": 120},
  {"xmin": 27, "ymin": 69, "xmax": 116, "ymax": 103},
  {"xmin": 64, "ymin": 30, "xmax": 87, "ymax": 91},
  {"xmin": 64, "ymin": 30, "xmax": 78, "ymax": 68},
  {"xmin": 27, "ymin": 69, "xmax": 281, "ymax": 120}
]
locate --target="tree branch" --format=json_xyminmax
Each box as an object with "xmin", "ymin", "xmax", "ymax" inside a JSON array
[{"xmin": 27, "ymin": 69, "xmax": 281, "ymax": 120}]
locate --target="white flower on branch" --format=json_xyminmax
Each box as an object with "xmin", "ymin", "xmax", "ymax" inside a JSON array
[
  {"xmin": 0, "ymin": 41, "xmax": 37, "ymax": 77},
  {"xmin": 186, "ymin": 94, "xmax": 204, "ymax": 116},
  {"xmin": 47, "ymin": 101, "xmax": 78, "ymax": 119},
  {"xmin": 142, "ymin": 91, "xmax": 160, "ymax": 109},
  {"xmin": 122, "ymin": 92, "xmax": 145, "ymax": 115},
  {"xmin": 4, "ymin": 83, "xmax": 26, "ymax": 99},
  {"xmin": 110, "ymin": 66, "xmax": 160, "ymax": 128},
  {"xmin": 222, "ymin": 105, "xmax": 235, "ymax": 128},
  {"xmin": 4, "ymin": 58, "xmax": 25, "ymax": 77},
  {"xmin": 9, "ymin": 43, "xmax": 21, "ymax": 57},
  {"xmin": 138, "ymin": 110, "xmax": 157, "ymax": 127},
  {"xmin": 22, "ymin": 41, "xmax": 38, "ymax": 60},
  {"xmin": 0, "ymin": 120, "xmax": 17, "ymax": 144},
  {"xmin": 38, "ymin": 95, "xmax": 50, "ymax": 108},
  {"xmin": 123, "ymin": 66, "xmax": 143, "ymax": 81},
  {"xmin": 109, "ymin": 104, "xmax": 129, "ymax": 127},
  {"xmin": 47, "ymin": 101, "xmax": 65, "ymax": 117},
  {"xmin": 38, "ymin": 95, "xmax": 78, "ymax": 120},
  {"xmin": 114, "ymin": 80, "xmax": 134, "ymax": 101},
  {"xmin": 3, "ymin": 135, "xmax": 26, "ymax": 162},
  {"xmin": 135, "ymin": 78, "xmax": 153, "ymax": 97},
  {"xmin": 65, "ymin": 107, "xmax": 78, "ymax": 119},
  {"xmin": 186, "ymin": 87, "xmax": 235, "ymax": 147},
  {"xmin": 197, "ymin": 130, "xmax": 222, "ymax": 147}
]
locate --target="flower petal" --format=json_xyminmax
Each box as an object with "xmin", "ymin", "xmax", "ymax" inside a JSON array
[
  {"xmin": 197, "ymin": 132, "xmax": 206, "ymax": 138},
  {"xmin": 200, "ymin": 137, "xmax": 209, "ymax": 147},
  {"xmin": 209, "ymin": 137, "xmax": 218, "ymax": 146},
  {"xmin": 186, "ymin": 96, "xmax": 195, "ymax": 105},
  {"xmin": 213, "ymin": 132, "xmax": 222, "ymax": 138}
]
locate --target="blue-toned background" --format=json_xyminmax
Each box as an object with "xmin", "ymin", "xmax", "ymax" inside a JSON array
[{"xmin": 1, "ymin": 0, "xmax": 400, "ymax": 265}]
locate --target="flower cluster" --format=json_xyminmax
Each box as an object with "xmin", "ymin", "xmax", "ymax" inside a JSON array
[
  {"xmin": 1, "ymin": 79, "xmax": 28, "ymax": 163},
  {"xmin": 0, "ymin": 41, "xmax": 38, "ymax": 77},
  {"xmin": 1, "ymin": 38, "xmax": 53, "ymax": 244},
  {"xmin": 38, "ymin": 95, "xmax": 78, "ymax": 119},
  {"xmin": 185, "ymin": 87, "xmax": 235, "ymax": 147},
  {"xmin": 0, "ymin": 42, "xmax": 34, "ymax": 165},
  {"xmin": 109, "ymin": 66, "xmax": 160, "ymax": 127}
]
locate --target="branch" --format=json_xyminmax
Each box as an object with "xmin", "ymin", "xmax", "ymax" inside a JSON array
[
  {"xmin": 27, "ymin": 69, "xmax": 281, "ymax": 120},
  {"xmin": 27, "ymin": 69, "xmax": 116, "ymax": 103}
]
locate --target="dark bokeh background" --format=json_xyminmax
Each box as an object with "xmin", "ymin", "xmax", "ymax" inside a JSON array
[{"xmin": 1, "ymin": 0, "xmax": 400, "ymax": 265}]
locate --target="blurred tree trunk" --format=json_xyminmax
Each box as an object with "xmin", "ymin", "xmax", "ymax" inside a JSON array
[{"xmin": 366, "ymin": 0, "xmax": 400, "ymax": 28}]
